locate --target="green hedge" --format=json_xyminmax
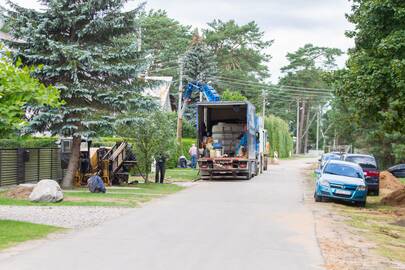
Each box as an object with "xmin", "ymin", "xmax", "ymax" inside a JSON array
[
  {"xmin": 167, "ymin": 138, "xmax": 196, "ymax": 169},
  {"xmin": 264, "ymin": 115, "xmax": 293, "ymax": 158},
  {"xmin": 0, "ymin": 137, "xmax": 58, "ymax": 148}
]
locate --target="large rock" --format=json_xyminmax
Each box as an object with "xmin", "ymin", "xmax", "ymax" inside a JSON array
[
  {"xmin": 29, "ymin": 180, "xmax": 64, "ymax": 203},
  {"xmin": 87, "ymin": 176, "xmax": 106, "ymax": 193}
]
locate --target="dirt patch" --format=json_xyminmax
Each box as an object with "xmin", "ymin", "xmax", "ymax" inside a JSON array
[
  {"xmin": 381, "ymin": 187, "xmax": 405, "ymax": 206},
  {"xmin": 380, "ymin": 171, "xmax": 404, "ymax": 191},
  {"xmin": 5, "ymin": 186, "xmax": 34, "ymax": 200}
]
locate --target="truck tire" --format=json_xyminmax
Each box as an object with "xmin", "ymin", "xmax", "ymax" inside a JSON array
[{"xmin": 263, "ymin": 157, "xmax": 268, "ymax": 171}]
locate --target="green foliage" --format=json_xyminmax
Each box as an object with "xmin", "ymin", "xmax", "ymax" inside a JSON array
[
  {"xmin": 221, "ymin": 89, "xmax": 247, "ymax": 101},
  {"xmin": 264, "ymin": 115, "xmax": 293, "ymax": 158},
  {"xmin": 333, "ymin": 0, "xmax": 405, "ymax": 166},
  {"xmin": 0, "ymin": 47, "xmax": 60, "ymax": 136},
  {"xmin": 140, "ymin": 9, "xmax": 191, "ymax": 77},
  {"xmin": 183, "ymin": 31, "xmax": 218, "ymax": 83},
  {"xmin": 0, "ymin": 136, "xmax": 58, "ymax": 148},
  {"xmin": 167, "ymin": 138, "xmax": 195, "ymax": 169},
  {"xmin": 3, "ymin": 0, "xmax": 149, "ymax": 137},
  {"xmin": 204, "ymin": 20, "xmax": 272, "ymax": 107},
  {"xmin": 116, "ymin": 111, "xmax": 176, "ymax": 182}
]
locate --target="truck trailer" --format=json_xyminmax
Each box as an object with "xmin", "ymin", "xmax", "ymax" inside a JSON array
[{"xmin": 196, "ymin": 101, "xmax": 268, "ymax": 180}]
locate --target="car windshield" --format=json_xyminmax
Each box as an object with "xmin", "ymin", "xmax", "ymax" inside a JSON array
[
  {"xmin": 323, "ymin": 154, "xmax": 340, "ymax": 161},
  {"xmin": 324, "ymin": 163, "xmax": 363, "ymax": 179},
  {"xmin": 345, "ymin": 156, "xmax": 377, "ymax": 169}
]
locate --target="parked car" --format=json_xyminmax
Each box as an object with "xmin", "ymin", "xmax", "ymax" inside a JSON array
[
  {"xmin": 342, "ymin": 154, "xmax": 380, "ymax": 195},
  {"xmin": 388, "ymin": 164, "xmax": 405, "ymax": 178},
  {"xmin": 314, "ymin": 160, "xmax": 367, "ymax": 207},
  {"xmin": 318, "ymin": 153, "xmax": 342, "ymax": 169}
]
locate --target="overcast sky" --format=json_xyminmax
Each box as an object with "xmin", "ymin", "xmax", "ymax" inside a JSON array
[{"xmin": 1, "ymin": 0, "xmax": 355, "ymax": 82}]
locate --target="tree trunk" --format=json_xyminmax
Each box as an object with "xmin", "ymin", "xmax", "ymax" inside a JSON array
[
  {"xmin": 298, "ymin": 100, "xmax": 306, "ymax": 154},
  {"xmin": 62, "ymin": 135, "xmax": 81, "ymax": 188},
  {"xmin": 304, "ymin": 104, "xmax": 310, "ymax": 154}
]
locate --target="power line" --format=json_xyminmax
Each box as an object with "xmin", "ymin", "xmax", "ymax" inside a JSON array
[{"xmin": 214, "ymin": 75, "xmax": 333, "ymax": 93}]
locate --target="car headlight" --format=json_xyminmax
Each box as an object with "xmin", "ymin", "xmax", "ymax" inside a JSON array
[
  {"xmin": 357, "ymin": 185, "xmax": 367, "ymax": 191},
  {"xmin": 320, "ymin": 179, "xmax": 330, "ymax": 187}
]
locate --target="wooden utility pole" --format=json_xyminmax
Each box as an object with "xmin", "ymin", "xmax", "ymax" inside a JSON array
[
  {"xmin": 262, "ymin": 89, "xmax": 266, "ymax": 119},
  {"xmin": 298, "ymin": 100, "xmax": 306, "ymax": 154},
  {"xmin": 296, "ymin": 98, "xmax": 300, "ymax": 155},
  {"xmin": 316, "ymin": 104, "xmax": 321, "ymax": 151},
  {"xmin": 176, "ymin": 57, "xmax": 184, "ymax": 142},
  {"xmin": 304, "ymin": 104, "xmax": 310, "ymax": 154}
]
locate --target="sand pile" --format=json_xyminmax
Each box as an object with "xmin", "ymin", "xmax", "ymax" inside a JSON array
[
  {"xmin": 382, "ymin": 187, "xmax": 405, "ymax": 206},
  {"xmin": 380, "ymin": 171, "xmax": 405, "ymax": 206},
  {"xmin": 379, "ymin": 171, "xmax": 404, "ymax": 191},
  {"xmin": 5, "ymin": 184, "xmax": 35, "ymax": 199}
]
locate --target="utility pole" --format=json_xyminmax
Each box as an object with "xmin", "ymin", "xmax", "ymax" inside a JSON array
[
  {"xmin": 262, "ymin": 89, "xmax": 266, "ymax": 119},
  {"xmin": 296, "ymin": 98, "xmax": 300, "ymax": 155},
  {"xmin": 176, "ymin": 57, "xmax": 184, "ymax": 142},
  {"xmin": 316, "ymin": 104, "xmax": 321, "ymax": 151}
]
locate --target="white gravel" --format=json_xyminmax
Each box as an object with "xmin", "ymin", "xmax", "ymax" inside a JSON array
[{"xmin": 0, "ymin": 206, "xmax": 132, "ymax": 229}]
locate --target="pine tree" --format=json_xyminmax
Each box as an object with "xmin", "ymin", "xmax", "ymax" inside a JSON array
[
  {"xmin": 3, "ymin": 0, "xmax": 150, "ymax": 187},
  {"xmin": 183, "ymin": 29, "xmax": 217, "ymax": 83}
]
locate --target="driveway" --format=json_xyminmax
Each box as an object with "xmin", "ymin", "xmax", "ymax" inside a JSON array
[{"xmin": 0, "ymin": 158, "xmax": 324, "ymax": 270}]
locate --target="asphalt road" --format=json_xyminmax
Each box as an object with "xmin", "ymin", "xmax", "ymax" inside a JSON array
[{"xmin": 0, "ymin": 158, "xmax": 324, "ymax": 270}]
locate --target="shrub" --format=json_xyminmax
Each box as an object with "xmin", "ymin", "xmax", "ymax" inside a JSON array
[{"xmin": 264, "ymin": 115, "xmax": 293, "ymax": 158}]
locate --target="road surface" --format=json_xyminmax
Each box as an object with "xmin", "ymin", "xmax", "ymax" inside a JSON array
[{"xmin": 0, "ymin": 158, "xmax": 324, "ymax": 270}]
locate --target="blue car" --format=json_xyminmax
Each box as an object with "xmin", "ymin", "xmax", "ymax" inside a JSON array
[{"xmin": 314, "ymin": 160, "xmax": 367, "ymax": 207}]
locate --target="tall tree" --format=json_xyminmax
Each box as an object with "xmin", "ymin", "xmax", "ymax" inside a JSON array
[
  {"xmin": 204, "ymin": 20, "xmax": 272, "ymax": 107},
  {"xmin": 334, "ymin": 0, "xmax": 405, "ymax": 166},
  {"xmin": 0, "ymin": 47, "xmax": 60, "ymax": 136},
  {"xmin": 140, "ymin": 9, "xmax": 191, "ymax": 77},
  {"xmin": 275, "ymin": 44, "xmax": 342, "ymax": 153},
  {"xmin": 3, "ymin": 0, "xmax": 149, "ymax": 187}
]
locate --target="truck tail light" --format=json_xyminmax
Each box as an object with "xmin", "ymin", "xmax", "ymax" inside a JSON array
[{"xmin": 239, "ymin": 162, "xmax": 247, "ymax": 168}]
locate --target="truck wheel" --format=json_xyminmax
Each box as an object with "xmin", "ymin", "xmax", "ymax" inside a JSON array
[{"xmin": 263, "ymin": 157, "xmax": 268, "ymax": 171}]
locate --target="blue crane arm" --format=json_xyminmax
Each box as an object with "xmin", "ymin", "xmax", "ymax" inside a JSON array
[{"xmin": 183, "ymin": 81, "xmax": 221, "ymax": 102}]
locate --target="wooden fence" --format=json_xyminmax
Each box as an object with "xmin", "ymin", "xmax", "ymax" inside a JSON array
[{"xmin": 0, "ymin": 148, "xmax": 62, "ymax": 187}]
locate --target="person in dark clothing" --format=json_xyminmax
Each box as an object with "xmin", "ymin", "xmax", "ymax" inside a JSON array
[{"xmin": 155, "ymin": 154, "xmax": 166, "ymax": 184}]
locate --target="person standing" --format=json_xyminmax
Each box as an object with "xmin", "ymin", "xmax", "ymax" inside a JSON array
[
  {"xmin": 189, "ymin": 144, "xmax": 198, "ymax": 169},
  {"xmin": 155, "ymin": 154, "xmax": 166, "ymax": 184}
]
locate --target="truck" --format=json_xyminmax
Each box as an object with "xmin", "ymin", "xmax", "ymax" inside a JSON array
[
  {"xmin": 180, "ymin": 81, "xmax": 268, "ymax": 180},
  {"xmin": 196, "ymin": 101, "xmax": 268, "ymax": 180}
]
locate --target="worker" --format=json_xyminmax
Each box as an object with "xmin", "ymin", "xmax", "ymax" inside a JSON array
[
  {"xmin": 236, "ymin": 124, "xmax": 248, "ymax": 157},
  {"xmin": 189, "ymin": 144, "xmax": 198, "ymax": 169},
  {"xmin": 155, "ymin": 154, "xmax": 166, "ymax": 184}
]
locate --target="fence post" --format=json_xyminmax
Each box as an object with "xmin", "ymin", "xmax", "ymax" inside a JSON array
[
  {"xmin": 37, "ymin": 149, "xmax": 40, "ymax": 182},
  {"xmin": 0, "ymin": 149, "xmax": 2, "ymax": 186},
  {"xmin": 16, "ymin": 148, "xmax": 26, "ymax": 184}
]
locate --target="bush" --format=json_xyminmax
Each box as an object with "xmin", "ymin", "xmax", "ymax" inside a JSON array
[
  {"xmin": 0, "ymin": 137, "xmax": 58, "ymax": 148},
  {"xmin": 264, "ymin": 115, "xmax": 293, "ymax": 158},
  {"xmin": 167, "ymin": 138, "xmax": 196, "ymax": 169}
]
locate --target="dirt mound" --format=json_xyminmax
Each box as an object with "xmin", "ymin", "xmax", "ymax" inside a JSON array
[
  {"xmin": 5, "ymin": 185, "xmax": 35, "ymax": 199},
  {"xmin": 381, "ymin": 187, "xmax": 405, "ymax": 206},
  {"xmin": 379, "ymin": 171, "xmax": 404, "ymax": 191}
]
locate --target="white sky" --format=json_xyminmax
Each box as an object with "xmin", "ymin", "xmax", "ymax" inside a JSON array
[{"xmin": 1, "ymin": 0, "xmax": 355, "ymax": 83}]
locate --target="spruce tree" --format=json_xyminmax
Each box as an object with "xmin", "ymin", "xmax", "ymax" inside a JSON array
[
  {"xmin": 3, "ymin": 0, "xmax": 150, "ymax": 187},
  {"xmin": 183, "ymin": 29, "xmax": 217, "ymax": 83}
]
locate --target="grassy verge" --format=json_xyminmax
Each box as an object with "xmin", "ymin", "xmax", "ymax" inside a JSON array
[
  {"xmin": 0, "ymin": 183, "xmax": 184, "ymax": 208},
  {"xmin": 399, "ymin": 178, "xmax": 405, "ymax": 185},
  {"xmin": 308, "ymin": 168, "xmax": 405, "ymax": 263},
  {"xmin": 333, "ymin": 196, "xmax": 405, "ymax": 263},
  {"xmin": 0, "ymin": 220, "xmax": 62, "ymax": 250},
  {"xmin": 165, "ymin": 169, "xmax": 199, "ymax": 182}
]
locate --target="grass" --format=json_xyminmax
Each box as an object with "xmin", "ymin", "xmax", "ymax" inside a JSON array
[
  {"xmin": 165, "ymin": 168, "xmax": 199, "ymax": 182},
  {"xmin": 399, "ymin": 178, "xmax": 405, "ymax": 185},
  {"xmin": 308, "ymin": 167, "xmax": 405, "ymax": 263},
  {"xmin": 0, "ymin": 220, "xmax": 62, "ymax": 250},
  {"xmin": 0, "ymin": 183, "xmax": 184, "ymax": 208},
  {"xmin": 332, "ymin": 195, "xmax": 405, "ymax": 263}
]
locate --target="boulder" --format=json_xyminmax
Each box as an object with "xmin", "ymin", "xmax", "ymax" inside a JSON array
[{"xmin": 29, "ymin": 180, "xmax": 64, "ymax": 203}]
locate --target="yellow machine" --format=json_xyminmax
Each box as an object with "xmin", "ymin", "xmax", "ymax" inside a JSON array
[{"xmin": 60, "ymin": 139, "xmax": 136, "ymax": 187}]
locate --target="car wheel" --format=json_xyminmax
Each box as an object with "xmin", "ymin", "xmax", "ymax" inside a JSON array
[
  {"xmin": 314, "ymin": 192, "xmax": 322, "ymax": 202},
  {"xmin": 357, "ymin": 201, "xmax": 366, "ymax": 207}
]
